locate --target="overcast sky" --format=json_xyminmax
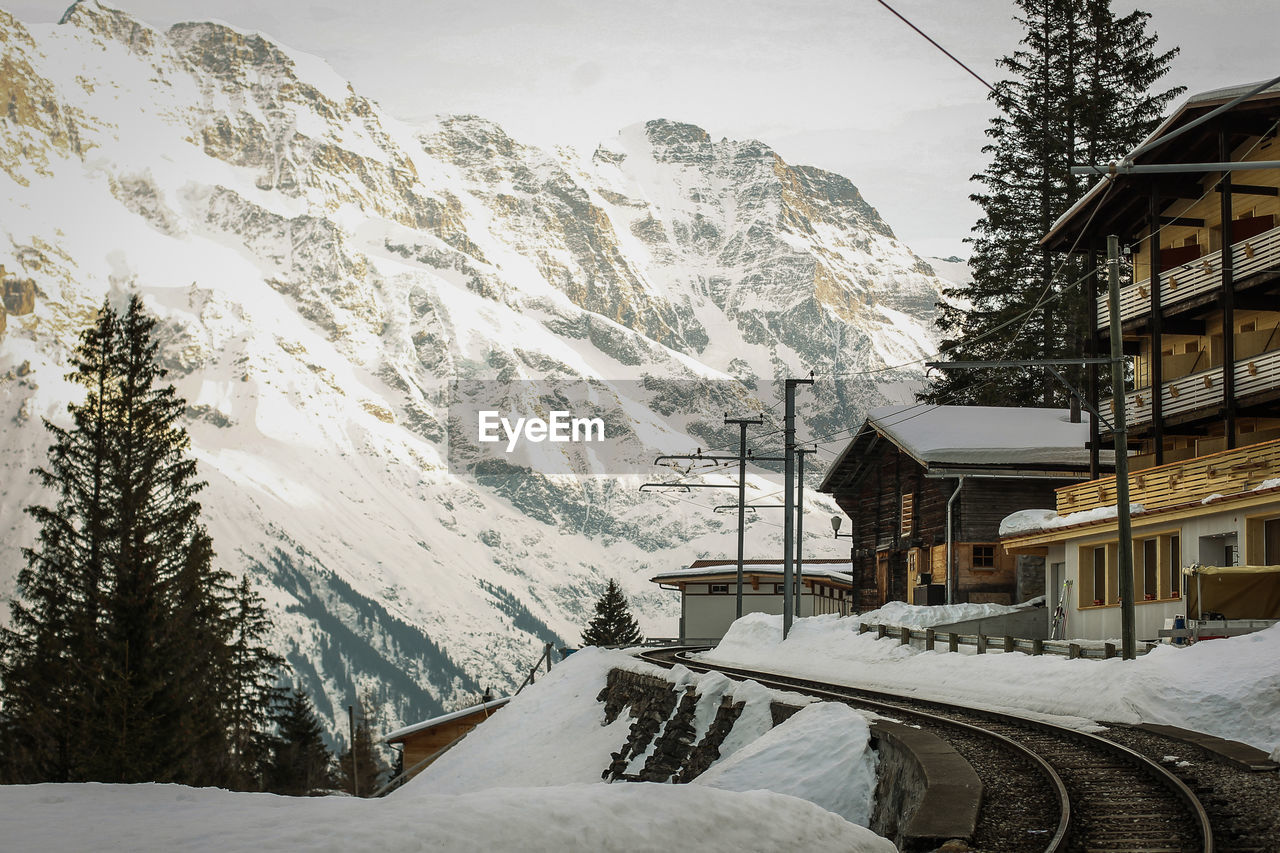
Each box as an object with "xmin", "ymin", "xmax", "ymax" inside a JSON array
[{"xmin": 12, "ymin": 0, "xmax": 1280, "ymax": 258}]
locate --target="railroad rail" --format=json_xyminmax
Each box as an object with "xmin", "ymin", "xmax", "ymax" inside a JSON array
[{"xmin": 636, "ymin": 647, "xmax": 1214, "ymax": 853}]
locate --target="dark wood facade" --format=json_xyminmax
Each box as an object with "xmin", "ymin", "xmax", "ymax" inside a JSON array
[
  {"xmin": 823, "ymin": 440, "xmax": 1067, "ymax": 610},
  {"xmin": 1043, "ymin": 82, "xmax": 1280, "ymax": 473},
  {"xmin": 819, "ymin": 408, "xmax": 1106, "ymax": 612}
]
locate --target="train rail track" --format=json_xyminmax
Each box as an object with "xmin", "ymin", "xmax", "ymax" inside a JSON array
[{"xmin": 636, "ymin": 647, "xmax": 1214, "ymax": 853}]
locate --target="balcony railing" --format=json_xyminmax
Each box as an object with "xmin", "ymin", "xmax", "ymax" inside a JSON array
[
  {"xmin": 1097, "ymin": 223, "xmax": 1280, "ymax": 330},
  {"xmin": 1121, "ymin": 344, "xmax": 1280, "ymax": 429},
  {"xmin": 1056, "ymin": 437, "xmax": 1280, "ymax": 515}
]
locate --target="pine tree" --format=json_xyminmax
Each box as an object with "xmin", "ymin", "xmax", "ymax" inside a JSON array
[
  {"xmin": 0, "ymin": 305, "xmax": 120, "ymax": 782},
  {"xmin": 337, "ymin": 695, "xmax": 388, "ymax": 797},
  {"xmin": 924, "ymin": 0, "xmax": 1182, "ymax": 406},
  {"xmin": 0, "ymin": 294, "xmax": 287, "ymax": 785},
  {"xmin": 581, "ymin": 579, "xmax": 643, "ymax": 647},
  {"xmin": 224, "ymin": 577, "xmax": 288, "ymax": 790},
  {"xmin": 268, "ymin": 688, "xmax": 335, "ymax": 796}
]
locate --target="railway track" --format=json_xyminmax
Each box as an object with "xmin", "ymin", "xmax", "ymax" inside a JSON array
[{"xmin": 636, "ymin": 647, "xmax": 1214, "ymax": 853}]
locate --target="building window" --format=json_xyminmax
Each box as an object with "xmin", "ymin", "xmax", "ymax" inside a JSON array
[
  {"xmin": 1265, "ymin": 519, "xmax": 1280, "ymax": 565},
  {"xmin": 1092, "ymin": 546, "xmax": 1107, "ymax": 606},
  {"xmin": 901, "ymin": 494, "xmax": 914, "ymax": 536},
  {"xmin": 1170, "ymin": 535, "xmax": 1181, "ymax": 598},
  {"xmin": 710, "ymin": 584, "xmax": 729, "ymax": 594},
  {"xmin": 972, "ymin": 545, "xmax": 995, "ymax": 568},
  {"xmin": 773, "ymin": 584, "xmax": 785, "ymax": 594},
  {"xmin": 1141, "ymin": 538, "xmax": 1158, "ymax": 600}
]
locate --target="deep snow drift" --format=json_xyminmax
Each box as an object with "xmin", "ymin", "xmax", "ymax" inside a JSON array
[
  {"xmin": 0, "ymin": 648, "xmax": 896, "ymax": 852},
  {"xmin": 409, "ymin": 648, "xmax": 882, "ymax": 830},
  {"xmin": 702, "ymin": 613, "xmax": 1280, "ymax": 760},
  {"xmin": 0, "ymin": 780, "xmax": 896, "ymax": 853}
]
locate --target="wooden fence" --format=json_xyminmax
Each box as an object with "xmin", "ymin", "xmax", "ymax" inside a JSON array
[{"xmin": 858, "ymin": 621, "xmax": 1152, "ymax": 659}]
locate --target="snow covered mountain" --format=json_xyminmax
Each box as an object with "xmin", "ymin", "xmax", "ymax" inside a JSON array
[{"xmin": 0, "ymin": 1, "xmax": 947, "ymax": 735}]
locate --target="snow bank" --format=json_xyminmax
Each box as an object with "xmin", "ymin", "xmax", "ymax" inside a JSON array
[
  {"xmin": 0, "ymin": 781, "xmax": 896, "ymax": 853},
  {"xmin": 407, "ymin": 647, "xmax": 812, "ymax": 794},
  {"xmin": 406, "ymin": 646, "xmax": 639, "ymax": 793},
  {"xmin": 855, "ymin": 600, "xmax": 1030, "ymax": 628},
  {"xmin": 695, "ymin": 702, "xmax": 878, "ymax": 826},
  {"xmin": 999, "ymin": 503, "xmax": 1146, "ymax": 536},
  {"xmin": 703, "ymin": 613, "xmax": 1280, "ymax": 757}
]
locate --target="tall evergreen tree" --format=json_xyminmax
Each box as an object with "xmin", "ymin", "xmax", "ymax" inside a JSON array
[
  {"xmin": 0, "ymin": 306, "xmax": 121, "ymax": 782},
  {"xmin": 0, "ymin": 294, "xmax": 287, "ymax": 786},
  {"xmin": 224, "ymin": 577, "xmax": 288, "ymax": 789},
  {"xmin": 924, "ymin": 0, "xmax": 1182, "ymax": 406},
  {"xmin": 267, "ymin": 687, "xmax": 335, "ymax": 796},
  {"xmin": 581, "ymin": 579, "xmax": 643, "ymax": 647},
  {"xmin": 337, "ymin": 695, "xmax": 388, "ymax": 797}
]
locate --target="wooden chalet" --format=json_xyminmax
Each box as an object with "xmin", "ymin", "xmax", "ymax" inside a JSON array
[
  {"xmin": 1002, "ymin": 80, "xmax": 1280, "ymax": 642},
  {"xmin": 383, "ymin": 696, "xmax": 508, "ymax": 783},
  {"xmin": 819, "ymin": 405, "xmax": 1108, "ymax": 612},
  {"xmin": 650, "ymin": 558, "xmax": 853, "ymax": 642},
  {"xmin": 1044, "ymin": 80, "xmax": 1280, "ymax": 471}
]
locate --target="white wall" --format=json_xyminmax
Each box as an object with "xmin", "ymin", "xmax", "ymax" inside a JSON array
[
  {"xmin": 1039, "ymin": 499, "xmax": 1280, "ymax": 642},
  {"xmin": 679, "ymin": 582, "xmax": 826, "ymax": 641}
]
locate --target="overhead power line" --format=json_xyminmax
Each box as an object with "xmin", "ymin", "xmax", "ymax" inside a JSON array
[{"xmin": 872, "ymin": 0, "xmax": 1000, "ymax": 99}]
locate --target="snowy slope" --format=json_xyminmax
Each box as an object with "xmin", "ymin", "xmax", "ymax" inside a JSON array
[
  {"xmin": 703, "ymin": 614, "xmax": 1280, "ymax": 758},
  {"xmin": 0, "ymin": 1, "xmax": 950, "ymax": 737}
]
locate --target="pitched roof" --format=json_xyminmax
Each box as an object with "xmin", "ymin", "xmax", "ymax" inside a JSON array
[
  {"xmin": 651, "ymin": 558, "xmax": 852, "ymax": 585},
  {"xmin": 1044, "ymin": 79, "xmax": 1280, "ymax": 248},
  {"xmin": 864, "ymin": 404, "xmax": 1098, "ymax": 467},
  {"xmin": 383, "ymin": 696, "xmax": 509, "ymax": 743}
]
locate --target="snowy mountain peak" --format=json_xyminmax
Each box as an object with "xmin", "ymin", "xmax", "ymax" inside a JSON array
[{"xmin": 0, "ymin": 4, "xmax": 951, "ymax": 736}]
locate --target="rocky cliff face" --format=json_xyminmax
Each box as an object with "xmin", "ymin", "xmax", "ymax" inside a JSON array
[{"xmin": 0, "ymin": 1, "xmax": 947, "ymax": 736}]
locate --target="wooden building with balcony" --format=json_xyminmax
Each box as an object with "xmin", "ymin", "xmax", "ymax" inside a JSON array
[
  {"xmin": 1043, "ymin": 80, "xmax": 1280, "ymax": 469},
  {"xmin": 819, "ymin": 405, "xmax": 1106, "ymax": 612},
  {"xmin": 1006, "ymin": 80, "xmax": 1280, "ymax": 642}
]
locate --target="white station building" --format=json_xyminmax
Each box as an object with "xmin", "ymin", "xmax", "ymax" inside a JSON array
[{"xmin": 650, "ymin": 558, "xmax": 853, "ymax": 643}]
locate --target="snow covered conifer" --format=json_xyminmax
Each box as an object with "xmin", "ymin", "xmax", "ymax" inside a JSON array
[{"xmin": 581, "ymin": 579, "xmax": 643, "ymax": 647}]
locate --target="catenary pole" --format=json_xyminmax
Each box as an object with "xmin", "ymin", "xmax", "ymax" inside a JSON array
[
  {"xmin": 795, "ymin": 447, "xmax": 814, "ymax": 619},
  {"xmin": 782, "ymin": 377, "xmax": 813, "ymax": 638},
  {"xmin": 1108, "ymin": 235, "xmax": 1136, "ymax": 660},
  {"xmin": 726, "ymin": 416, "xmax": 763, "ymax": 619}
]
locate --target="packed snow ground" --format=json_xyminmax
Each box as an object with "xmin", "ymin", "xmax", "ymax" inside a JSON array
[
  {"xmin": 701, "ymin": 613, "xmax": 1280, "ymax": 762},
  {"xmin": 0, "ymin": 648, "xmax": 895, "ymax": 852},
  {"xmin": 0, "ymin": 780, "xmax": 894, "ymax": 853}
]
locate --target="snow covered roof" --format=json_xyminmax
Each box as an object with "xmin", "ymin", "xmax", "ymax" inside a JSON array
[
  {"xmin": 651, "ymin": 559, "xmax": 852, "ymax": 585},
  {"xmin": 867, "ymin": 404, "xmax": 1098, "ymax": 468},
  {"xmin": 383, "ymin": 696, "xmax": 510, "ymax": 743}
]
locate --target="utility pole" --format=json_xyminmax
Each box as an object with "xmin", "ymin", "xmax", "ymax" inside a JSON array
[
  {"xmin": 726, "ymin": 416, "xmax": 764, "ymax": 619},
  {"xmin": 1108, "ymin": 235, "xmax": 1136, "ymax": 660},
  {"xmin": 782, "ymin": 376, "xmax": 813, "ymax": 638},
  {"xmin": 348, "ymin": 704, "xmax": 359, "ymax": 797},
  {"xmin": 794, "ymin": 447, "xmax": 814, "ymax": 620}
]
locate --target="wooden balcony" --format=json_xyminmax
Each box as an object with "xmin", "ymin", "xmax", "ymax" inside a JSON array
[
  {"xmin": 1056, "ymin": 437, "xmax": 1280, "ymax": 515},
  {"xmin": 1120, "ymin": 344, "xmax": 1280, "ymax": 430},
  {"xmin": 1097, "ymin": 223, "xmax": 1280, "ymax": 330}
]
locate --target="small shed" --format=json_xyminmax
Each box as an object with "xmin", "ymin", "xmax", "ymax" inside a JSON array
[
  {"xmin": 650, "ymin": 558, "xmax": 853, "ymax": 642},
  {"xmin": 383, "ymin": 697, "xmax": 509, "ymax": 781}
]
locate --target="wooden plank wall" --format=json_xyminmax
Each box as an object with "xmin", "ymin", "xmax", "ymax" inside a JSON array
[
  {"xmin": 832, "ymin": 442, "xmax": 1066, "ymax": 606},
  {"xmin": 1057, "ymin": 437, "xmax": 1280, "ymax": 514}
]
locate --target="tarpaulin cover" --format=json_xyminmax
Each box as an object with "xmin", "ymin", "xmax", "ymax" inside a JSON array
[{"xmin": 1183, "ymin": 565, "xmax": 1280, "ymax": 618}]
